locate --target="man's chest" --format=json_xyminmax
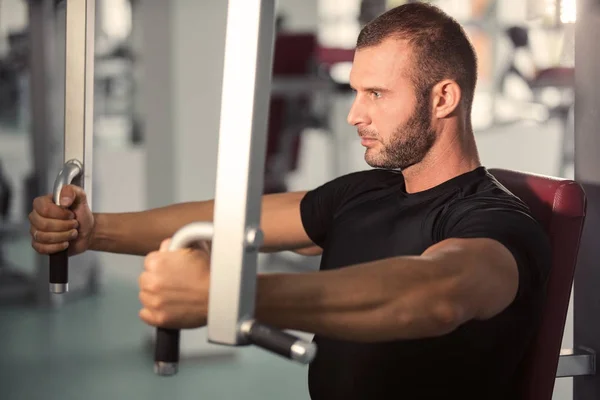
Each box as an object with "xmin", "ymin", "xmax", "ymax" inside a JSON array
[{"xmin": 319, "ymin": 200, "xmax": 439, "ymax": 270}]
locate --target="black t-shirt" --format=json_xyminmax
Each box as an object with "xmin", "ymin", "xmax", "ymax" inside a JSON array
[{"xmin": 299, "ymin": 166, "xmax": 552, "ymax": 400}]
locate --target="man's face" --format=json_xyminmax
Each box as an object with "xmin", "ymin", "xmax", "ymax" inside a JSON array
[{"xmin": 348, "ymin": 38, "xmax": 436, "ymax": 170}]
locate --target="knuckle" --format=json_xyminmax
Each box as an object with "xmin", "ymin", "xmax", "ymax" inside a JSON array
[
  {"xmin": 52, "ymin": 243, "xmax": 67, "ymax": 253},
  {"xmin": 39, "ymin": 203, "xmax": 51, "ymax": 217},
  {"xmin": 140, "ymin": 273, "xmax": 160, "ymax": 293},
  {"xmin": 38, "ymin": 219, "xmax": 50, "ymax": 231},
  {"xmin": 139, "ymin": 273, "xmax": 149, "ymax": 290},
  {"xmin": 43, "ymin": 233, "xmax": 58, "ymax": 245},
  {"xmin": 148, "ymin": 279, "xmax": 161, "ymax": 293},
  {"xmin": 144, "ymin": 253, "xmax": 161, "ymax": 271},
  {"xmin": 31, "ymin": 242, "xmax": 46, "ymax": 254},
  {"xmin": 155, "ymin": 312, "xmax": 169, "ymax": 327},
  {"xmin": 48, "ymin": 233, "xmax": 62, "ymax": 244},
  {"xmin": 138, "ymin": 291, "xmax": 146, "ymax": 305},
  {"xmin": 151, "ymin": 296, "xmax": 164, "ymax": 310}
]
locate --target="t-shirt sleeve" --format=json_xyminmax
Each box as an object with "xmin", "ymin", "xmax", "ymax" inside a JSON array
[
  {"xmin": 299, "ymin": 170, "xmax": 395, "ymax": 248},
  {"xmin": 439, "ymin": 199, "xmax": 552, "ymax": 301},
  {"xmin": 299, "ymin": 175, "xmax": 357, "ymax": 248}
]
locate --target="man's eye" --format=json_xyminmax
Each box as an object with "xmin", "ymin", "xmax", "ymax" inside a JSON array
[{"xmin": 371, "ymin": 91, "xmax": 381, "ymax": 99}]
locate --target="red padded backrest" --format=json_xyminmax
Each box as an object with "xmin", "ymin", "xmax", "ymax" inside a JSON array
[{"xmin": 489, "ymin": 168, "xmax": 587, "ymax": 400}]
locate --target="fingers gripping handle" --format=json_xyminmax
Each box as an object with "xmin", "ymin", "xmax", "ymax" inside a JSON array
[
  {"xmin": 154, "ymin": 222, "xmax": 214, "ymax": 377},
  {"xmin": 240, "ymin": 320, "xmax": 317, "ymax": 364},
  {"xmin": 49, "ymin": 159, "xmax": 83, "ymax": 294}
]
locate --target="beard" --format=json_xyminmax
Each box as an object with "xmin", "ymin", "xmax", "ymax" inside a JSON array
[{"xmin": 360, "ymin": 99, "xmax": 436, "ymax": 170}]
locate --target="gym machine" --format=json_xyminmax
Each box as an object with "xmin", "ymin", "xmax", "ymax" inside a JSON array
[
  {"xmin": 40, "ymin": 0, "xmax": 600, "ymax": 396},
  {"xmin": 570, "ymin": 0, "xmax": 600, "ymax": 398},
  {"xmin": 39, "ymin": 0, "xmax": 98, "ymax": 306},
  {"xmin": 47, "ymin": 0, "xmax": 316, "ymax": 374},
  {"xmin": 152, "ymin": 0, "xmax": 316, "ymax": 375},
  {"xmin": 49, "ymin": 0, "xmax": 95, "ymax": 295},
  {"xmin": 0, "ymin": 0, "xmax": 100, "ymax": 307}
]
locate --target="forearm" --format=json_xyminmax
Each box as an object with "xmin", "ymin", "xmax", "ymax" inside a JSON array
[
  {"xmin": 90, "ymin": 201, "xmax": 214, "ymax": 256},
  {"xmin": 89, "ymin": 191, "xmax": 314, "ymax": 256},
  {"xmin": 255, "ymin": 256, "xmax": 467, "ymax": 342}
]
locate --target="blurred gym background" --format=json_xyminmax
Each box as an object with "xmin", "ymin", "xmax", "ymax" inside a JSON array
[{"xmin": 0, "ymin": 0, "xmax": 576, "ymax": 399}]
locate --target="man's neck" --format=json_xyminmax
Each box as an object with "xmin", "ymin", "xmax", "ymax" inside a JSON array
[{"xmin": 402, "ymin": 131, "xmax": 481, "ymax": 194}]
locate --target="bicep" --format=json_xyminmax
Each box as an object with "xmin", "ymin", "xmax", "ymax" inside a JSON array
[
  {"xmin": 435, "ymin": 205, "xmax": 552, "ymax": 319},
  {"xmin": 423, "ymin": 238, "xmax": 519, "ymax": 320},
  {"xmin": 260, "ymin": 191, "xmax": 316, "ymax": 252}
]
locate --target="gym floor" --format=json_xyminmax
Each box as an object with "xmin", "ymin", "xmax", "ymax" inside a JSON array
[{"xmin": 0, "ymin": 238, "xmax": 314, "ymax": 400}]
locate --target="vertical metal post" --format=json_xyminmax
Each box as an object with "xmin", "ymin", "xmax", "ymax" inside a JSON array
[
  {"xmin": 48, "ymin": 0, "xmax": 95, "ymax": 294},
  {"xmin": 154, "ymin": 0, "xmax": 315, "ymax": 372},
  {"xmin": 573, "ymin": 0, "xmax": 600, "ymax": 398},
  {"xmin": 201, "ymin": 0, "xmax": 316, "ymax": 363},
  {"xmin": 63, "ymin": 0, "xmax": 95, "ymax": 207},
  {"xmin": 207, "ymin": 0, "xmax": 277, "ymax": 345}
]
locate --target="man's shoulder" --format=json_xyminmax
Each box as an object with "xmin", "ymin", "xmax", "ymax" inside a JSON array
[
  {"xmin": 434, "ymin": 172, "xmax": 544, "ymax": 241},
  {"xmin": 447, "ymin": 171, "xmax": 533, "ymax": 216}
]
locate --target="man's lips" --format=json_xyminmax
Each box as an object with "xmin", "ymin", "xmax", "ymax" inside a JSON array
[{"xmin": 360, "ymin": 136, "xmax": 378, "ymax": 146}]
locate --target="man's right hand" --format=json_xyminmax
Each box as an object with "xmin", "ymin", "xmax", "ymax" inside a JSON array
[{"xmin": 29, "ymin": 185, "xmax": 95, "ymax": 256}]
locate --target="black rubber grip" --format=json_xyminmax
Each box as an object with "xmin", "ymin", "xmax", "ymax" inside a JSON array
[
  {"xmin": 49, "ymin": 249, "xmax": 68, "ymax": 284},
  {"xmin": 155, "ymin": 328, "xmax": 180, "ymax": 363},
  {"xmin": 246, "ymin": 322, "xmax": 297, "ymax": 359}
]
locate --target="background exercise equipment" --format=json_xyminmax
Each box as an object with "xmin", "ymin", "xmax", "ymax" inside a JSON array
[
  {"xmin": 153, "ymin": 0, "xmax": 316, "ymax": 376},
  {"xmin": 49, "ymin": 0, "xmax": 95, "ymax": 294}
]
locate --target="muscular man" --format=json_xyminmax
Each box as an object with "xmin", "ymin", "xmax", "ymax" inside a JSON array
[{"xmin": 29, "ymin": 3, "xmax": 551, "ymax": 399}]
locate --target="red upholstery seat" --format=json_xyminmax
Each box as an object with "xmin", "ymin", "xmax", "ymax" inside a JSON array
[{"xmin": 489, "ymin": 168, "xmax": 587, "ymax": 400}]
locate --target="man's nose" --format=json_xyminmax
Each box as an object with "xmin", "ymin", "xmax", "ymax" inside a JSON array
[{"xmin": 347, "ymin": 96, "xmax": 370, "ymax": 126}]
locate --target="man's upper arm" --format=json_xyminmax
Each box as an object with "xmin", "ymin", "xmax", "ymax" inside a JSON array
[
  {"xmin": 260, "ymin": 171, "xmax": 371, "ymax": 252},
  {"xmin": 435, "ymin": 200, "xmax": 552, "ymax": 317},
  {"xmin": 259, "ymin": 191, "xmax": 314, "ymax": 252},
  {"xmin": 422, "ymin": 237, "xmax": 520, "ymax": 320},
  {"xmin": 299, "ymin": 170, "xmax": 382, "ymax": 248}
]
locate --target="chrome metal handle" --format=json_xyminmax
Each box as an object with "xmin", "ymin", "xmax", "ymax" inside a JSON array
[
  {"xmin": 240, "ymin": 320, "xmax": 317, "ymax": 364},
  {"xmin": 154, "ymin": 222, "xmax": 214, "ymax": 376},
  {"xmin": 49, "ymin": 159, "xmax": 83, "ymax": 294},
  {"xmin": 52, "ymin": 159, "xmax": 83, "ymax": 205}
]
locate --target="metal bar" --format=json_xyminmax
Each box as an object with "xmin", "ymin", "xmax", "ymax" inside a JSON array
[
  {"xmin": 49, "ymin": 0, "xmax": 95, "ymax": 294},
  {"xmin": 63, "ymin": 0, "xmax": 94, "ymax": 205},
  {"xmin": 574, "ymin": 0, "xmax": 600, "ymax": 398},
  {"xmin": 208, "ymin": 0, "xmax": 276, "ymax": 346},
  {"xmin": 557, "ymin": 348, "xmax": 596, "ymax": 377},
  {"xmin": 206, "ymin": 0, "xmax": 316, "ymax": 363}
]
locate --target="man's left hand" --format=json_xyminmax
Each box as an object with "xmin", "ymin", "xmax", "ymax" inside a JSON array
[{"xmin": 138, "ymin": 238, "xmax": 211, "ymax": 329}]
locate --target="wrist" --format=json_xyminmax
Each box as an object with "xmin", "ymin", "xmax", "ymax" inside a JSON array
[{"xmin": 88, "ymin": 213, "xmax": 106, "ymax": 252}]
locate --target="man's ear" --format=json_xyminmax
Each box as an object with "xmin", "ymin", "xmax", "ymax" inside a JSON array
[{"xmin": 432, "ymin": 80, "xmax": 462, "ymax": 119}]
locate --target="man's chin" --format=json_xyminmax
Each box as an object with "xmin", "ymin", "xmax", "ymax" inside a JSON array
[{"xmin": 365, "ymin": 153, "xmax": 390, "ymax": 169}]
